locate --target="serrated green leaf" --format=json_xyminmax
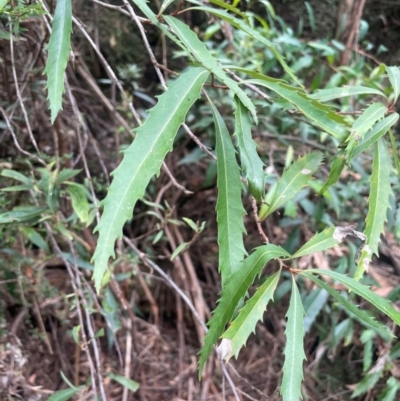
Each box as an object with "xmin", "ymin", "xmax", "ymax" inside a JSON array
[
  {"xmin": 107, "ymin": 372, "xmax": 139, "ymax": 392},
  {"xmin": 92, "ymin": 67, "xmax": 209, "ymax": 292},
  {"xmin": 355, "ymin": 139, "xmax": 393, "ymax": 280},
  {"xmin": 352, "ymin": 113, "xmax": 399, "ymax": 158},
  {"xmin": 386, "ymin": 66, "xmax": 400, "ymax": 103},
  {"xmin": 20, "ymin": 227, "xmax": 50, "ymax": 253},
  {"xmin": 0, "ymin": 206, "xmax": 48, "ymax": 224},
  {"xmin": 230, "ymin": 68, "xmax": 349, "ymax": 140},
  {"xmin": 281, "ymin": 275, "xmax": 306, "ymax": 401},
  {"xmin": 319, "ymin": 150, "xmax": 346, "ymax": 195},
  {"xmin": 260, "ymin": 152, "xmax": 323, "ymax": 220},
  {"xmin": 378, "ymin": 377, "xmax": 400, "ymax": 401},
  {"xmin": 210, "ymin": 97, "xmax": 247, "ymax": 282},
  {"xmin": 293, "ymin": 227, "xmax": 338, "ymax": 258},
  {"xmin": 164, "ymin": 16, "xmax": 257, "ymax": 123},
  {"xmin": 300, "ymin": 272, "xmax": 392, "ymax": 339},
  {"xmin": 311, "ymin": 86, "xmax": 386, "ymax": 102},
  {"xmin": 186, "ymin": 6, "xmax": 300, "ymax": 86},
  {"xmin": 221, "ymin": 269, "xmax": 281, "ymax": 359},
  {"xmin": 345, "ymin": 103, "xmax": 387, "ymax": 162},
  {"xmin": 44, "ymin": 0, "xmax": 73, "ymax": 123},
  {"xmin": 65, "ymin": 182, "xmax": 89, "ymax": 223},
  {"xmin": 47, "ymin": 386, "xmax": 84, "ymax": 401},
  {"xmin": 303, "ymin": 269, "xmax": 400, "ymax": 326},
  {"xmin": 234, "ymin": 97, "xmax": 265, "ymax": 202},
  {"xmin": 1, "ymin": 169, "xmax": 32, "ymax": 185},
  {"xmin": 199, "ymin": 244, "xmax": 290, "ymax": 377}
]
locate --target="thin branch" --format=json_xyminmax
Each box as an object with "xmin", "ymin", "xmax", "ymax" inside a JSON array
[{"xmin": 9, "ymin": 22, "xmax": 44, "ymax": 163}]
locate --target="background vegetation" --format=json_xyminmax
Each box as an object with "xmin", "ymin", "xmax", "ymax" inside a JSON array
[{"xmin": 1, "ymin": 0, "xmax": 400, "ymax": 400}]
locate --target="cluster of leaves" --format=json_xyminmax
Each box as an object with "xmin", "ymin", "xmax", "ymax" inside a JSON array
[{"xmin": 2, "ymin": 0, "xmax": 400, "ymax": 400}]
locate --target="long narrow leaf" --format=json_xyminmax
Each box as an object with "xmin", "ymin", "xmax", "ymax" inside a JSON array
[
  {"xmin": 187, "ymin": 6, "xmax": 301, "ymax": 85},
  {"xmin": 44, "ymin": 0, "xmax": 72, "ymax": 123},
  {"xmin": 131, "ymin": 0, "xmax": 186, "ymax": 49},
  {"xmin": 234, "ymin": 97, "xmax": 265, "ymax": 201},
  {"xmin": 164, "ymin": 16, "xmax": 257, "ymax": 122},
  {"xmin": 210, "ymin": 97, "xmax": 247, "ymax": 282},
  {"xmin": 301, "ymin": 272, "xmax": 392, "ymax": 339},
  {"xmin": 281, "ymin": 275, "xmax": 306, "ymax": 401},
  {"xmin": 92, "ymin": 67, "xmax": 209, "ymax": 291},
  {"xmin": 352, "ymin": 113, "xmax": 399, "ymax": 158},
  {"xmin": 311, "ymin": 86, "xmax": 386, "ymax": 102},
  {"xmin": 199, "ymin": 244, "xmax": 290, "ymax": 377},
  {"xmin": 303, "ymin": 269, "xmax": 400, "ymax": 325},
  {"xmin": 232, "ymin": 69, "xmax": 349, "ymax": 140},
  {"xmin": 345, "ymin": 103, "xmax": 387, "ymax": 161},
  {"xmin": 221, "ymin": 269, "xmax": 281, "ymax": 359},
  {"xmin": 355, "ymin": 139, "xmax": 393, "ymax": 280},
  {"xmin": 260, "ymin": 152, "xmax": 323, "ymax": 220}
]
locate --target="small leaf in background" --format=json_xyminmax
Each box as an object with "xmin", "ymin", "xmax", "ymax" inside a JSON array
[
  {"xmin": 0, "ymin": 206, "xmax": 48, "ymax": 224},
  {"xmin": 355, "ymin": 139, "xmax": 393, "ymax": 280},
  {"xmin": 44, "ymin": 0, "xmax": 73, "ymax": 123},
  {"xmin": 71, "ymin": 325, "xmax": 81, "ymax": 344},
  {"xmin": 1, "ymin": 169, "xmax": 33, "ymax": 185},
  {"xmin": 221, "ymin": 269, "xmax": 281, "ymax": 359},
  {"xmin": 352, "ymin": 372, "xmax": 382, "ymax": 398},
  {"xmin": 281, "ymin": 275, "xmax": 306, "ymax": 401},
  {"xmin": 361, "ymin": 329, "xmax": 375, "ymax": 372},
  {"xmin": 65, "ymin": 182, "xmax": 89, "ymax": 223},
  {"xmin": 55, "ymin": 168, "xmax": 81, "ymax": 185},
  {"xmin": 107, "ymin": 372, "xmax": 139, "ymax": 392},
  {"xmin": 345, "ymin": 102, "xmax": 387, "ymax": 161},
  {"xmin": 386, "ymin": 65, "xmax": 400, "ymax": 103},
  {"xmin": 305, "ymin": 2, "xmax": 315, "ymax": 33},
  {"xmin": 301, "ymin": 272, "xmax": 391, "ymax": 339},
  {"xmin": 199, "ymin": 244, "xmax": 290, "ymax": 377},
  {"xmin": 20, "ymin": 227, "xmax": 50, "ymax": 253},
  {"xmin": 260, "ymin": 152, "xmax": 323, "ymax": 220},
  {"xmin": 234, "ymin": 97, "xmax": 265, "ymax": 202},
  {"xmin": 209, "ymin": 96, "xmax": 247, "ymax": 282},
  {"xmin": 182, "ymin": 217, "xmax": 198, "ymax": 232},
  {"xmin": 378, "ymin": 377, "xmax": 400, "ymax": 401},
  {"xmin": 303, "ymin": 287, "xmax": 328, "ymax": 333},
  {"xmin": 303, "ymin": 269, "xmax": 400, "ymax": 326},
  {"xmin": 170, "ymin": 242, "xmax": 188, "ymax": 260},
  {"xmin": 47, "ymin": 387, "xmax": 84, "ymax": 401},
  {"xmin": 319, "ymin": 150, "xmax": 346, "ymax": 195},
  {"xmin": 92, "ymin": 67, "xmax": 209, "ymax": 292},
  {"xmin": 56, "ymin": 222, "xmax": 73, "ymax": 240}
]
